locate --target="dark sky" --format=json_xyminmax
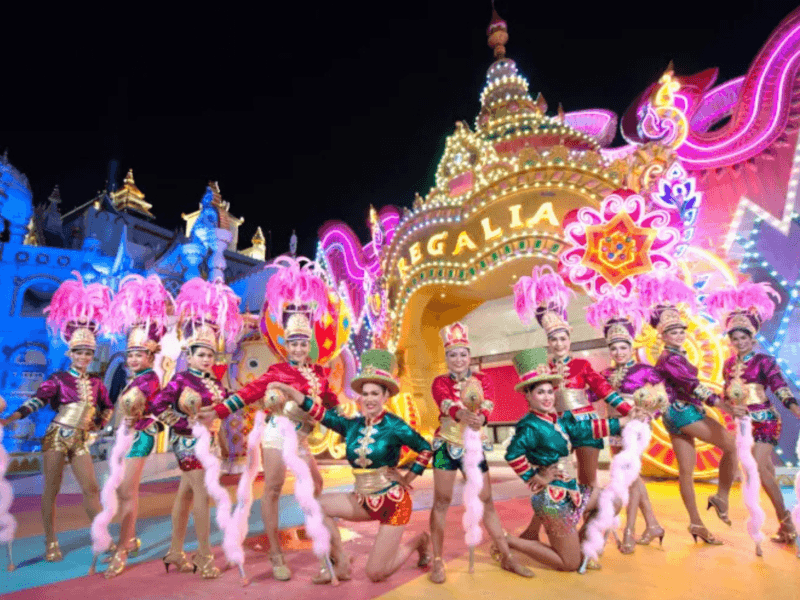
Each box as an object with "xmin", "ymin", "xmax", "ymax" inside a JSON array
[{"xmin": 2, "ymin": 0, "xmax": 798, "ymax": 259}]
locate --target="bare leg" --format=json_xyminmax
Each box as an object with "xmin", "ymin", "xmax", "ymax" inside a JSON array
[
  {"xmin": 575, "ymin": 446, "xmax": 600, "ymax": 487},
  {"xmin": 625, "ymin": 478, "xmax": 642, "ymax": 532},
  {"xmin": 682, "ymin": 417, "xmax": 737, "ymax": 503},
  {"xmin": 317, "ymin": 492, "xmax": 374, "ymax": 581},
  {"xmin": 260, "ymin": 447, "xmax": 287, "ymax": 556},
  {"xmin": 308, "ymin": 455, "xmax": 324, "ymax": 497},
  {"xmin": 637, "ymin": 478, "xmax": 660, "ymax": 529},
  {"xmin": 41, "ymin": 451, "xmax": 66, "ymax": 544},
  {"xmin": 168, "ymin": 474, "xmax": 194, "ymax": 554},
  {"xmin": 753, "ymin": 442, "xmax": 787, "ymax": 518},
  {"xmin": 365, "ymin": 525, "xmax": 427, "ymax": 582},
  {"xmin": 507, "ymin": 522, "xmax": 582, "ymax": 572},
  {"xmin": 70, "ymin": 453, "xmax": 102, "ymax": 522},
  {"xmin": 184, "ymin": 470, "xmax": 212, "ymax": 555},
  {"xmin": 669, "ymin": 432, "xmax": 703, "ymax": 525},
  {"xmin": 117, "ymin": 457, "xmax": 147, "ymax": 547},
  {"xmin": 429, "ymin": 469, "xmax": 456, "ymax": 560}
]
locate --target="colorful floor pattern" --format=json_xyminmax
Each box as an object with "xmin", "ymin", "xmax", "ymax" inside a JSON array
[{"xmin": 2, "ymin": 462, "xmax": 798, "ymax": 600}]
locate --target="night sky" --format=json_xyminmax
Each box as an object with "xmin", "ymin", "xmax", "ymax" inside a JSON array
[{"xmin": 2, "ymin": 0, "xmax": 798, "ymax": 259}]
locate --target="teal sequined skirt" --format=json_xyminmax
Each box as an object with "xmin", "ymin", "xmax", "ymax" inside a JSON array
[
  {"xmin": 663, "ymin": 401, "xmax": 705, "ymax": 436},
  {"xmin": 127, "ymin": 428, "xmax": 156, "ymax": 458}
]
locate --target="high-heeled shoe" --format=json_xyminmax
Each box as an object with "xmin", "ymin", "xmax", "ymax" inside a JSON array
[
  {"xmin": 270, "ymin": 553, "xmax": 292, "ymax": 581},
  {"xmin": 500, "ymin": 554, "xmax": 535, "ymax": 578},
  {"xmin": 104, "ymin": 548, "xmax": 128, "ymax": 579},
  {"xmin": 637, "ymin": 525, "xmax": 666, "ymax": 547},
  {"xmin": 192, "ymin": 552, "xmax": 220, "ymax": 579},
  {"xmin": 428, "ymin": 557, "xmax": 446, "ymax": 584},
  {"xmin": 45, "ymin": 541, "xmax": 63, "ymax": 562},
  {"xmin": 706, "ymin": 495, "xmax": 732, "ymax": 526},
  {"xmin": 618, "ymin": 529, "xmax": 636, "ymax": 554},
  {"xmin": 311, "ymin": 556, "xmax": 352, "ymax": 584},
  {"xmin": 688, "ymin": 524, "xmax": 723, "ymax": 545},
  {"xmin": 416, "ymin": 532, "xmax": 432, "ymax": 568},
  {"xmin": 771, "ymin": 512, "xmax": 798, "ymax": 544},
  {"xmin": 162, "ymin": 550, "xmax": 196, "ymax": 573}
]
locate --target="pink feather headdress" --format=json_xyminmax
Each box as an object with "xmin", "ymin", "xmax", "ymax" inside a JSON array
[
  {"xmin": 264, "ymin": 257, "xmax": 328, "ymax": 322},
  {"xmin": 175, "ymin": 278, "xmax": 243, "ymax": 345},
  {"xmin": 513, "ymin": 266, "xmax": 573, "ymax": 329},
  {"xmin": 634, "ymin": 271, "xmax": 697, "ymax": 333},
  {"xmin": 44, "ymin": 272, "xmax": 112, "ymax": 348},
  {"xmin": 106, "ymin": 274, "xmax": 174, "ymax": 339},
  {"xmin": 586, "ymin": 293, "xmax": 645, "ymax": 346},
  {"xmin": 705, "ymin": 281, "xmax": 781, "ymax": 336}
]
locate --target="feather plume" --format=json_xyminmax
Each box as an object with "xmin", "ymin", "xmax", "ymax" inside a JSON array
[
  {"xmin": 44, "ymin": 272, "xmax": 112, "ymax": 338},
  {"xmin": 514, "ymin": 266, "xmax": 572, "ymax": 326},
  {"xmin": 634, "ymin": 271, "xmax": 697, "ymax": 313},
  {"xmin": 705, "ymin": 281, "xmax": 780, "ymax": 325},
  {"xmin": 586, "ymin": 293, "xmax": 645, "ymax": 335},
  {"xmin": 106, "ymin": 274, "xmax": 174, "ymax": 337},
  {"xmin": 265, "ymin": 257, "xmax": 328, "ymax": 322},
  {"xmin": 175, "ymin": 278, "xmax": 243, "ymax": 341}
]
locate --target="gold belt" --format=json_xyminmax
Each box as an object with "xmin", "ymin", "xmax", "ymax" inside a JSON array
[
  {"xmin": 53, "ymin": 401, "xmax": 96, "ymax": 430},
  {"xmin": 438, "ymin": 417, "xmax": 487, "ymax": 446},
  {"xmin": 743, "ymin": 383, "xmax": 769, "ymax": 407},
  {"xmin": 555, "ymin": 388, "xmax": 589, "ymax": 413},
  {"xmin": 352, "ymin": 466, "xmax": 393, "ymax": 495},
  {"xmin": 726, "ymin": 381, "xmax": 769, "ymax": 407}
]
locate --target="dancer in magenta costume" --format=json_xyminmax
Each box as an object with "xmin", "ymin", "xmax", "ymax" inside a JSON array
[
  {"xmin": 150, "ymin": 278, "xmax": 241, "ymax": 579},
  {"xmin": 102, "ymin": 274, "xmax": 173, "ymax": 578},
  {"xmin": 707, "ymin": 281, "xmax": 800, "ymax": 544},
  {"xmin": 586, "ymin": 293, "xmax": 667, "ymax": 554},
  {"xmin": 637, "ymin": 272, "xmax": 737, "ymax": 545},
  {"xmin": 0, "ymin": 274, "xmax": 113, "ymax": 562}
]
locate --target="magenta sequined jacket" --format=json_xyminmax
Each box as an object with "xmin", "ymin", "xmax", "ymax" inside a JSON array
[
  {"xmin": 150, "ymin": 369, "xmax": 228, "ymax": 436},
  {"xmin": 17, "ymin": 368, "xmax": 113, "ymax": 428}
]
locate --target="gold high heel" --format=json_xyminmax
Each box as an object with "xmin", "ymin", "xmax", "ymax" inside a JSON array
[
  {"xmin": 311, "ymin": 555, "xmax": 351, "ymax": 584},
  {"xmin": 688, "ymin": 524, "xmax": 723, "ymax": 545},
  {"xmin": 162, "ymin": 550, "xmax": 196, "ymax": 573},
  {"xmin": 637, "ymin": 525, "xmax": 666, "ymax": 547},
  {"xmin": 706, "ymin": 495, "xmax": 732, "ymax": 526},
  {"xmin": 416, "ymin": 532, "xmax": 432, "ymax": 568},
  {"xmin": 618, "ymin": 529, "xmax": 636, "ymax": 555},
  {"xmin": 104, "ymin": 548, "xmax": 128, "ymax": 579},
  {"xmin": 771, "ymin": 512, "xmax": 798, "ymax": 544},
  {"xmin": 428, "ymin": 557, "xmax": 446, "ymax": 584},
  {"xmin": 270, "ymin": 553, "xmax": 292, "ymax": 581},
  {"xmin": 45, "ymin": 541, "xmax": 63, "ymax": 562},
  {"xmin": 192, "ymin": 552, "xmax": 220, "ymax": 579}
]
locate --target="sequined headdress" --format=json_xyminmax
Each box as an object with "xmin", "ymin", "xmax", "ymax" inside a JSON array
[
  {"xmin": 265, "ymin": 257, "xmax": 328, "ymax": 342},
  {"xmin": 175, "ymin": 277, "xmax": 243, "ymax": 352},
  {"xmin": 635, "ymin": 271, "xmax": 697, "ymax": 335},
  {"xmin": 514, "ymin": 266, "xmax": 573, "ymax": 338},
  {"xmin": 440, "ymin": 322, "xmax": 470, "ymax": 351},
  {"xmin": 106, "ymin": 274, "xmax": 174, "ymax": 354},
  {"xmin": 586, "ymin": 292, "xmax": 645, "ymax": 347},
  {"xmin": 45, "ymin": 272, "xmax": 112, "ymax": 351},
  {"xmin": 705, "ymin": 281, "xmax": 781, "ymax": 337}
]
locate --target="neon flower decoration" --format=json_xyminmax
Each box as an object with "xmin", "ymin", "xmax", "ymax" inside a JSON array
[
  {"xmin": 561, "ymin": 191, "xmax": 680, "ymax": 297},
  {"xmin": 651, "ymin": 161, "xmax": 702, "ymax": 257},
  {"xmin": 638, "ymin": 71, "xmax": 689, "ymax": 149}
]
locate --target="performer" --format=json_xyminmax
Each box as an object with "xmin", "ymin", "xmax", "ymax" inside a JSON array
[
  {"xmin": 707, "ymin": 281, "xmax": 800, "ymax": 543},
  {"xmin": 207, "ymin": 257, "xmax": 337, "ymax": 582},
  {"xmin": 586, "ymin": 294, "xmax": 666, "ymax": 553},
  {"xmin": 637, "ymin": 272, "xmax": 737, "ymax": 545},
  {"xmin": 103, "ymin": 274, "xmax": 172, "ymax": 578},
  {"xmin": 151, "ymin": 278, "xmax": 240, "ymax": 579},
  {"xmin": 272, "ymin": 349, "xmax": 432, "ymax": 584},
  {"xmin": 504, "ymin": 348, "xmax": 630, "ymax": 572},
  {"xmin": 427, "ymin": 322, "xmax": 532, "ymax": 583},
  {"xmin": 0, "ymin": 274, "xmax": 113, "ymax": 562}
]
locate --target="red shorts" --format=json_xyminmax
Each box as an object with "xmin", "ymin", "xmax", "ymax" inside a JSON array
[{"xmin": 356, "ymin": 484, "xmax": 413, "ymax": 526}]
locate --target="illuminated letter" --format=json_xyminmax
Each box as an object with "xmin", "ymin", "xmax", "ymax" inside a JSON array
[
  {"xmin": 427, "ymin": 231, "xmax": 449, "ymax": 256},
  {"xmin": 397, "ymin": 257, "xmax": 411, "ymax": 280},
  {"xmin": 508, "ymin": 204, "xmax": 524, "ymax": 228},
  {"xmin": 527, "ymin": 201, "xmax": 559, "ymax": 227},
  {"xmin": 481, "ymin": 217, "xmax": 503, "ymax": 241},
  {"xmin": 409, "ymin": 242, "xmax": 424, "ymax": 265},
  {"xmin": 452, "ymin": 231, "xmax": 478, "ymax": 256}
]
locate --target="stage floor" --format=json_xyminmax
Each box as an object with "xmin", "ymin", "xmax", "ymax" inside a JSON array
[{"xmin": 2, "ymin": 461, "xmax": 798, "ymax": 600}]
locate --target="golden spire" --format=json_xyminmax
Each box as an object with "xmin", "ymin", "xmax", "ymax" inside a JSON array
[
  {"xmin": 241, "ymin": 226, "xmax": 267, "ymax": 261},
  {"xmin": 111, "ymin": 168, "xmax": 154, "ymax": 217},
  {"xmin": 487, "ymin": 7, "xmax": 508, "ymax": 59},
  {"xmin": 252, "ymin": 226, "xmax": 266, "ymax": 245}
]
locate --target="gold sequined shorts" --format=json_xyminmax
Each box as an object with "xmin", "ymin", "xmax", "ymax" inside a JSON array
[{"xmin": 42, "ymin": 422, "xmax": 92, "ymax": 462}]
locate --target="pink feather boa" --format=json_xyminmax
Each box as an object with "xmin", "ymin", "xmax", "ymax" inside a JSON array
[
  {"xmin": 274, "ymin": 416, "xmax": 331, "ymax": 559},
  {"xmin": 190, "ymin": 422, "xmax": 236, "ymax": 563},
  {"xmin": 45, "ymin": 272, "xmax": 112, "ymax": 339},
  {"xmin": 106, "ymin": 274, "xmax": 173, "ymax": 337},
  {"xmin": 223, "ymin": 410, "xmax": 268, "ymax": 573},
  {"xmin": 265, "ymin": 257, "xmax": 329, "ymax": 322},
  {"xmin": 0, "ymin": 425, "xmax": 17, "ymax": 546},
  {"xmin": 580, "ymin": 419, "xmax": 651, "ymax": 570},
  {"xmin": 90, "ymin": 422, "xmax": 137, "ymax": 556},
  {"xmin": 705, "ymin": 281, "xmax": 780, "ymax": 325},
  {"xmin": 176, "ymin": 278, "xmax": 243, "ymax": 341},
  {"xmin": 513, "ymin": 266, "xmax": 572, "ymax": 327},
  {"xmin": 736, "ymin": 417, "xmax": 766, "ymax": 555},
  {"xmin": 462, "ymin": 427, "xmax": 484, "ymax": 554}
]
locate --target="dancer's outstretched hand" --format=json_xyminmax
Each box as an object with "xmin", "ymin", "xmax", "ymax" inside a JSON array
[{"xmin": 268, "ymin": 382, "xmax": 304, "ymax": 403}]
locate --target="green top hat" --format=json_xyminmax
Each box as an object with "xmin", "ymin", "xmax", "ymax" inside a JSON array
[
  {"xmin": 351, "ymin": 349, "xmax": 400, "ymax": 396},
  {"xmin": 513, "ymin": 347, "xmax": 562, "ymax": 392}
]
